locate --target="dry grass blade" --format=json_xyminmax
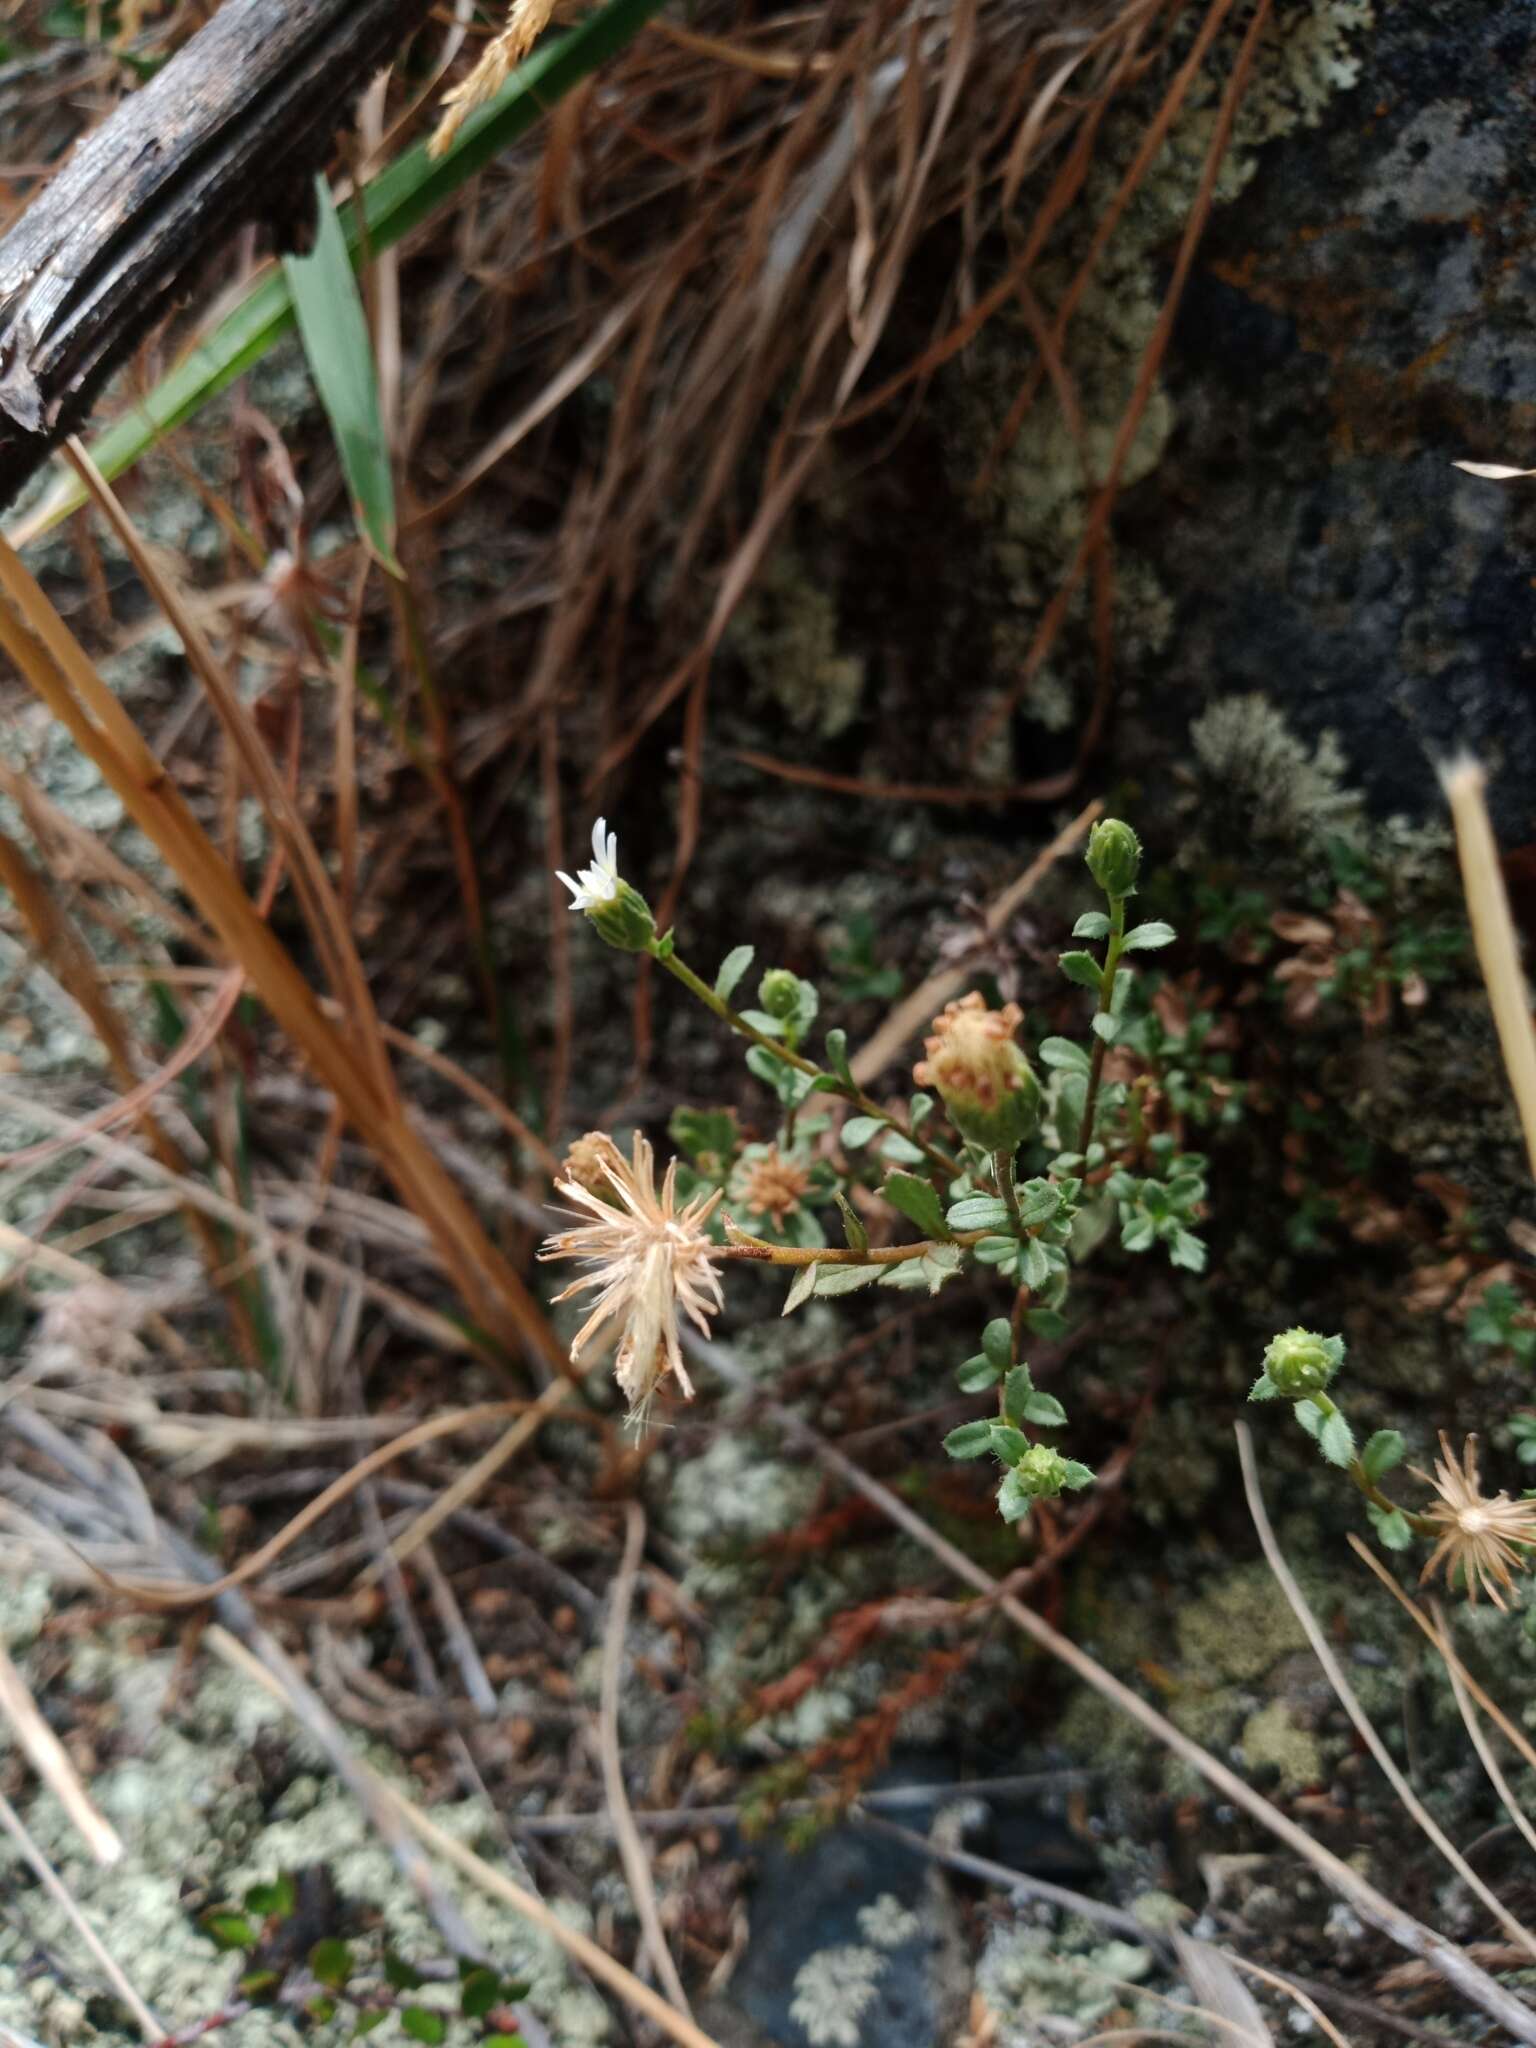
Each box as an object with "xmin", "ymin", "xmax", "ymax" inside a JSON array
[
  {"xmin": 1431, "ymin": 1598, "xmax": 1536, "ymax": 1862},
  {"xmin": 0, "ymin": 1642, "xmax": 122, "ymax": 1866},
  {"xmin": 1171, "ymin": 1934, "xmax": 1274, "ymax": 2048},
  {"xmin": 1218, "ymin": 1954, "xmax": 1351, "ymax": 2048},
  {"xmin": 1348, "ymin": 1535, "xmax": 1536, "ymax": 1778},
  {"xmin": 687, "ymin": 1335, "xmax": 1536, "ymax": 2044},
  {"xmin": 599, "ymin": 1501, "xmax": 692, "ymax": 2017},
  {"xmin": 1236, "ymin": 1422, "xmax": 1536, "ymax": 1962},
  {"xmin": 850, "ymin": 797, "xmax": 1102, "ymax": 1083},
  {"xmin": 1441, "ymin": 756, "xmax": 1536, "ymax": 1178},
  {"xmin": 0, "ymin": 1788, "xmax": 158, "ymax": 2038},
  {"xmin": 206, "ymin": 1626, "xmax": 727, "ymax": 2048},
  {"xmin": 0, "ymin": 522, "xmax": 565, "ymax": 1368}
]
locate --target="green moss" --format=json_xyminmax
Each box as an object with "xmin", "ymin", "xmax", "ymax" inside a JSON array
[{"xmin": 1241, "ymin": 1698, "xmax": 1325, "ymax": 1791}]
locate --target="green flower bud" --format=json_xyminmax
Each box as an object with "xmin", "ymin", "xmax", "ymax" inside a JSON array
[
  {"xmin": 556, "ymin": 819, "xmax": 656, "ymax": 952},
  {"xmin": 586, "ymin": 879, "xmax": 656, "ymax": 952},
  {"xmin": 913, "ymin": 992, "xmax": 1041, "ymax": 1151},
  {"xmin": 1015, "ymin": 1442, "xmax": 1072, "ymax": 1498},
  {"xmin": 1261, "ymin": 1326, "xmax": 1344, "ymax": 1399},
  {"xmin": 1086, "ymin": 818, "xmax": 1142, "ymax": 900},
  {"xmin": 758, "ymin": 968, "xmax": 802, "ymax": 1020}
]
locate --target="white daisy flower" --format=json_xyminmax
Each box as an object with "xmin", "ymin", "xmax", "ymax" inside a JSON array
[{"xmin": 556, "ymin": 817, "xmax": 621, "ymax": 912}]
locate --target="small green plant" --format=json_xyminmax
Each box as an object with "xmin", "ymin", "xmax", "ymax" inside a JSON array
[
  {"xmin": 544, "ymin": 816, "xmax": 1195, "ymax": 1521},
  {"xmin": 1249, "ymin": 1326, "xmax": 1536, "ymax": 1608},
  {"xmin": 197, "ymin": 1874, "xmax": 530, "ymax": 2042}
]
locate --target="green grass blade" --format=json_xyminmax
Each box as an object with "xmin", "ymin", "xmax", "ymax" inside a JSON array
[
  {"xmin": 284, "ymin": 173, "xmax": 399, "ymax": 573},
  {"xmin": 8, "ymin": 0, "xmax": 671, "ymax": 544}
]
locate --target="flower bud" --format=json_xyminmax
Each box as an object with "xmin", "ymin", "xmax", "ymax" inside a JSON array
[
  {"xmin": 556, "ymin": 819, "xmax": 656, "ymax": 952},
  {"xmin": 913, "ymin": 992, "xmax": 1041, "ymax": 1151},
  {"xmin": 1261, "ymin": 1326, "xmax": 1343, "ymax": 1399},
  {"xmin": 758, "ymin": 968, "xmax": 802, "ymax": 1020},
  {"xmin": 1086, "ymin": 818, "xmax": 1142, "ymax": 899},
  {"xmin": 585, "ymin": 879, "xmax": 656, "ymax": 953},
  {"xmin": 1015, "ymin": 1442, "xmax": 1072, "ymax": 1499}
]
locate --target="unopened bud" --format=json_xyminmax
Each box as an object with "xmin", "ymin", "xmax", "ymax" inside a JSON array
[
  {"xmin": 758, "ymin": 969, "xmax": 802, "ymax": 1020},
  {"xmin": 914, "ymin": 992, "xmax": 1041, "ymax": 1152},
  {"xmin": 1015, "ymin": 1443, "xmax": 1071, "ymax": 1498},
  {"xmin": 1086, "ymin": 818, "xmax": 1142, "ymax": 900},
  {"xmin": 1261, "ymin": 1327, "xmax": 1343, "ymax": 1399}
]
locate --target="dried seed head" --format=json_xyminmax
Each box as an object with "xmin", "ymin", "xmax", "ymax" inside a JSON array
[
  {"xmin": 914, "ymin": 991, "xmax": 1040, "ymax": 1151},
  {"xmin": 1416, "ymin": 1432, "xmax": 1536, "ymax": 1609}
]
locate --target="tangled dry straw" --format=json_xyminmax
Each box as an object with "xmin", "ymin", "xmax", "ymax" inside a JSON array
[{"xmin": 407, "ymin": 0, "xmax": 1259, "ymax": 908}]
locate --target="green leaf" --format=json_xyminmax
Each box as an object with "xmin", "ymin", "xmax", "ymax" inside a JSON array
[
  {"xmin": 1039, "ymin": 1037, "xmax": 1092, "ymax": 1074},
  {"xmin": 944, "ymin": 1421, "xmax": 995, "ymax": 1460},
  {"xmin": 1319, "ymin": 1410, "xmax": 1356, "ymax": 1468},
  {"xmin": 825, "ymin": 1027, "xmax": 853, "ymax": 1084},
  {"xmin": 908, "ymin": 1091, "xmax": 935, "ymax": 1128},
  {"xmin": 982, "ymin": 1318, "xmax": 1014, "ymax": 1370},
  {"xmin": 989, "ymin": 1424, "xmax": 1031, "ymax": 1464},
  {"xmin": 1058, "ymin": 950, "xmax": 1104, "ymax": 991},
  {"xmin": 947, "ymin": 1195, "xmax": 1012, "ymax": 1232},
  {"xmin": 956, "ymin": 1353, "xmax": 1001, "ymax": 1392},
  {"xmin": 997, "ymin": 1469, "xmax": 1033, "ymax": 1523},
  {"xmin": 739, "ymin": 1009, "xmax": 786, "ymax": 1036},
  {"xmin": 1368, "ymin": 1505, "xmax": 1414, "ymax": 1552},
  {"xmin": 307, "ymin": 1997, "xmax": 338, "ymax": 2024},
  {"xmin": 283, "ymin": 177, "xmax": 399, "ymax": 571},
  {"xmin": 1091, "ymin": 1013, "xmax": 1120, "ymax": 1045},
  {"xmin": 239, "ymin": 1969, "xmax": 282, "ymax": 2001},
  {"xmin": 11, "ymin": 0, "xmax": 676, "ymax": 545},
  {"xmin": 880, "ymin": 1171, "xmax": 947, "ymax": 1239},
  {"xmin": 841, "ymin": 1114, "xmax": 885, "ymax": 1149},
  {"xmin": 832, "ymin": 1189, "xmax": 868, "ymax": 1252},
  {"xmin": 1014, "ymin": 1184, "xmax": 1061, "ymax": 1229},
  {"xmin": 1018, "ymin": 1238, "xmax": 1050, "ymax": 1289},
  {"xmin": 879, "ymin": 1243, "xmax": 963, "ymax": 1293},
  {"xmin": 1168, "ymin": 1229, "xmax": 1207, "ymax": 1273},
  {"xmin": 1001, "ymin": 1366, "xmax": 1035, "ymax": 1425},
  {"xmin": 201, "ymin": 1912, "xmax": 256, "ymax": 1951},
  {"xmin": 1248, "ymin": 1372, "xmax": 1281, "ymax": 1401},
  {"xmin": 243, "ymin": 1875, "xmax": 296, "ymax": 1920},
  {"xmin": 1072, "ymin": 911, "xmax": 1111, "ymax": 940},
  {"xmin": 461, "ymin": 1969, "xmax": 501, "ymax": 2019},
  {"xmin": 401, "ymin": 2009, "xmax": 448, "ymax": 2045},
  {"xmin": 1061, "ymin": 1459, "xmax": 1095, "ymax": 1490},
  {"xmin": 384, "ymin": 1952, "xmax": 426, "ymax": 1991},
  {"xmin": 484, "ymin": 2036, "xmax": 529, "ymax": 2048},
  {"xmin": 354, "ymin": 2017, "xmax": 391, "ymax": 2039},
  {"xmin": 309, "ymin": 1938, "xmax": 353, "ymax": 1990},
  {"xmin": 1362, "ymin": 1429, "xmax": 1406, "ymax": 1481},
  {"xmin": 715, "ymin": 945, "xmax": 755, "ymax": 1002},
  {"xmin": 1294, "ymin": 1400, "xmax": 1324, "ymax": 1441},
  {"xmin": 813, "ymin": 1263, "xmax": 884, "ymax": 1296},
  {"xmin": 1024, "ymin": 1308, "xmax": 1069, "ymax": 1339},
  {"xmin": 1121, "ymin": 921, "xmax": 1177, "ymax": 952},
  {"xmin": 781, "ymin": 1265, "xmax": 818, "ymax": 1315},
  {"xmin": 668, "ymin": 1104, "xmax": 739, "ymax": 1170},
  {"xmin": 878, "ymin": 1131, "xmax": 927, "ymax": 1166},
  {"xmin": 1023, "ymin": 1392, "xmax": 1068, "ymax": 1428}
]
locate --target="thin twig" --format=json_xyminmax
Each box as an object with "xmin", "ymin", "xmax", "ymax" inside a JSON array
[
  {"xmin": 686, "ymin": 1333, "xmax": 1536, "ymax": 2045},
  {"xmin": 205, "ymin": 1626, "xmax": 726, "ymax": 2048},
  {"xmin": 1430, "ymin": 1595, "xmax": 1536, "ymax": 1860},
  {"xmin": 0, "ymin": 1639, "xmax": 123, "ymax": 1865},
  {"xmin": 599, "ymin": 1501, "xmax": 692, "ymax": 2016},
  {"xmin": 0, "ymin": 1787, "xmax": 160, "ymax": 2039},
  {"xmin": 1236, "ymin": 1421, "xmax": 1536, "ymax": 1962},
  {"xmin": 850, "ymin": 797, "xmax": 1102, "ymax": 1084}
]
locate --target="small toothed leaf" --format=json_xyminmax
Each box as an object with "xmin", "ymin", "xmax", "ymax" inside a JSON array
[
  {"xmin": 1023, "ymin": 1392, "xmax": 1068, "ymax": 1429},
  {"xmin": 1121, "ymin": 921, "xmax": 1176, "ymax": 952},
  {"xmin": 841, "ymin": 1115, "xmax": 885, "ymax": 1148},
  {"xmin": 1072, "ymin": 911, "xmax": 1111, "ymax": 940},
  {"xmin": 945, "ymin": 1421, "xmax": 995, "ymax": 1460},
  {"xmin": 782, "ymin": 1265, "xmax": 818, "ymax": 1315},
  {"xmin": 1058, "ymin": 950, "xmax": 1104, "ymax": 991},
  {"xmin": 1039, "ymin": 1037, "xmax": 1092, "ymax": 1073},
  {"xmin": 881, "ymin": 1171, "xmax": 947, "ymax": 1240}
]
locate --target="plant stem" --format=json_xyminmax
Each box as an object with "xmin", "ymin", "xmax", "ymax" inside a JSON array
[
  {"xmin": 716, "ymin": 1230, "xmax": 986, "ymax": 1269},
  {"xmin": 657, "ymin": 947, "xmax": 960, "ymax": 1181},
  {"xmin": 1346, "ymin": 1463, "xmax": 1437, "ymax": 1536},
  {"xmin": 994, "ymin": 1148, "xmax": 1024, "ymax": 1232},
  {"xmin": 1076, "ymin": 895, "xmax": 1126, "ymax": 1153}
]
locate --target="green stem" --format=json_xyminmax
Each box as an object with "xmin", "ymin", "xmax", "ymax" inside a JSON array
[
  {"xmin": 716, "ymin": 1229, "xmax": 985, "ymax": 1269},
  {"xmin": 657, "ymin": 948, "xmax": 960, "ymax": 1181},
  {"xmin": 994, "ymin": 1148, "xmax": 1024, "ymax": 1233},
  {"xmin": 1076, "ymin": 895, "xmax": 1126, "ymax": 1154}
]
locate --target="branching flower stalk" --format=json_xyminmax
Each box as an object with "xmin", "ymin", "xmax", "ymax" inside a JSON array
[{"xmin": 547, "ymin": 816, "xmax": 1202, "ymax": 1525}]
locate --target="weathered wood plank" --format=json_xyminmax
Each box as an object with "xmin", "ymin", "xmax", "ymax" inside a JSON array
[{"xmin": 0, "ymin": 0, "xmax": 433, "ymax": 505}]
